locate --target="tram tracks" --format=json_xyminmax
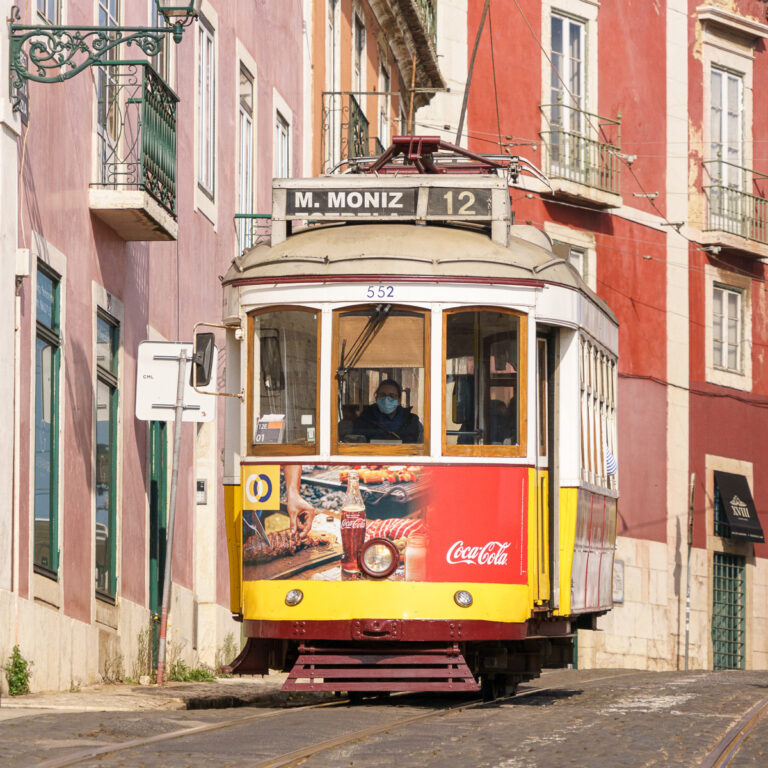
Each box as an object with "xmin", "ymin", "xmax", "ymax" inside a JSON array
[
  {"xmin": 697, "ymin": 694, "xmax": 768, "ymax": 768},
  {"xmin": 31, "ymin": 671, "xmax": 637, "ymax": 768}
]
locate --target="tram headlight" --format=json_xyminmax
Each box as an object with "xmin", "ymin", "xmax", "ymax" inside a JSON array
[
  {"xmin": 285, "ymin": 589, "xmax": 304, "ymax": 606},
  {"xmin": 359, "ymin": 538, "xmax": 399, "ymax": 579},
  {"xmin": 454, "ymin": 590, "xmax": 473, "ymax": 607}
]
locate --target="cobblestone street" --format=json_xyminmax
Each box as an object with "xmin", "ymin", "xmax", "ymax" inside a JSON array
[{"xmin": 2, "ymin": 669, "xmax": 768, "ymax": 767}]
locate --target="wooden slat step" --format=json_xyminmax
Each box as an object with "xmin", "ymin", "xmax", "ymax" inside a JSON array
[
  {"xmin": 293, "ymin": 653, "xmax": 462, "ymax": 666},
  {"xmin": 289, "ymin": 667, "xmax": 472, "ymax": 680}
]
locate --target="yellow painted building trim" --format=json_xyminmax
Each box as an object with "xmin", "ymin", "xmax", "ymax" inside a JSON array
[
  {"xmin": 555, "ymin": 486, "xmax": 579, "ymax": 616},
  {"xmin": 243, "ymin": 580, "xmax": 531, "ymax": 623},
  {"xmin": 224, "ymin": 483, "xmax": 242, "ymax": 615}
]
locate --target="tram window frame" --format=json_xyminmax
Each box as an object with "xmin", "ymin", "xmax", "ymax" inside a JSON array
[
  {"xmin": 442, "ymin": 307, "xmax": 528, "ymax": 458},
  {"xmin": 331, "ymin": 304, "xmax": 430, "ymax": 457},
  {"xmin": 246, "ymin": 306, "xmax": 320, "ymax": 457}
]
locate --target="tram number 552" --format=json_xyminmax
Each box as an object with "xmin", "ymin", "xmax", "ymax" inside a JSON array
[
  {"xmin": 428, "ymin": 187, "xmax": 491, "ymax": 218},
  {"xmin": 366, "ymin": 285, "xmax": 394, "ymax": 299}
]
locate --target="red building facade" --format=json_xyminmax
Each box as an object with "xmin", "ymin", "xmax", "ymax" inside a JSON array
[{"xmin": 423, "ymin": 0, "xmax": 768, "ymax": 669}]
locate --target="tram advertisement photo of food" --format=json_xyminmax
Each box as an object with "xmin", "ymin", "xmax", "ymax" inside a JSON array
[{"xmin": 241, "ymin": 463, "xmax": 528, "ymax": 584}]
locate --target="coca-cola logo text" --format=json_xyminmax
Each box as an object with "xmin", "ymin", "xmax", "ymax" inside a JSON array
[
  {"xmin": 446, "ymin": 540, "xmax": 511, "ymax": 566},
  {"xmin": 340, "ymin": 518, "xmax": 365, "ymax": 529}
]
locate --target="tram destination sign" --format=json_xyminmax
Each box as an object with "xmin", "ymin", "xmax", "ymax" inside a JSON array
[
  {"xmin": 287, "ymin": 188, "xmax": 418, "ymax": 217},
  {"xmin": 285, "ymin": 185, "xmax": 494, "ymax": 219}
]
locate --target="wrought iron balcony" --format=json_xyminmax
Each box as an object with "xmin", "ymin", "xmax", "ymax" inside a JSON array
[
  {"xmin": 89, "ymin": 61, "xmax": 178, "ymax": 241},
  {"xmin": 414, "ymin": 0, "xmax": 437, "ymax": 45},
  {"xmin": 539, "ymin": 104, "xmax": 621, "ymax": 201},
  {"xmin": 321, "ymin": 92, "xmax": 386, "ymax": 172},
  {"xmin": 703, "ymin": 159, "xmax": 768, "ymax": 248},
  {"xmin": 234, "ymin": 213, "xmax": 271, "ymax": 255}
]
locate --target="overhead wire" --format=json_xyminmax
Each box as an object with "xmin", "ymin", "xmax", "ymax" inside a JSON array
[{"xmin": 487, "ymin": 2, "xmax": 503, "ymax": 153}]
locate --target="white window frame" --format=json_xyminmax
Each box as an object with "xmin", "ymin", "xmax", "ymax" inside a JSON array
[
  {"xmin": 325, "ymin": 0, "xmax": 341, "ymax": 170},
  {"xmin": 378, "ymin": 60, "xmax": 391, "ymax": 149},
  {"xmin": 197, "ymin": 18, "xmax": 216, "ymax": 198},
  {"xmin": 273, "ymin": 89, "xmax": 293, "ymax": 179},
  {"xmin": 37, "ymin": 0, "xmax": 60, "ymax": 23},
  {"xmin": 352, "ymin": 7, "xmax": 366, "ymax": 96},
  {"xmin": 544, "ymin": 221, "xmax": 596, "ymax": 291},
  {"xmin": 194, "ymin": 2, "xmax": 218, "ymax": 225},
  {"xmin": 705, "ymin": 264, "xmax": 752, "ymax": 391},
  {"xmin": 238, "ymin": 62, "xmax": 255, "ymax": 252},
  {"xmin": 712, "ymin": 283, "xmax": 742, "ymax": 373}
]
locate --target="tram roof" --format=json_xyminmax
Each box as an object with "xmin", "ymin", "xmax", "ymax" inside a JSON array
[{"xmin": 224, "ymin": 222, "xmax": 616, "ymax": 324}]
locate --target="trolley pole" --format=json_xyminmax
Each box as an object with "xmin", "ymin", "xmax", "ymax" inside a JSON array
[
  {"xmin": 156, "ymin": 349, "xmax": 187, "ymax": 685},
  {"xmin": 685, "ymin": 472, "xmax": 695, "ymax": 671}
]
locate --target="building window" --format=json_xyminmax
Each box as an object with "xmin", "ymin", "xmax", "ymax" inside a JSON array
[
  {"xmin": 274, "ymin": 112, "xmax": 290, "ymax": 178},
  {"xmin": 96, "ymin": 0, "xmax": 120, "ymax": 186},
  {"xmin": 553, "ymin": 240, "xmax": 587, "ymax": 281},
  {"xmin": 325, "ymin": 0, "xmax": 340, "ymax": 169},
  {"xmin": 238, "ymin": 65, "xmax": 254, "ymax": 252},
  {"xmin": 710, "ymin": 68, "xmax": 743, "ymax": 184},
  {"xmin": 353, "ymin": 11, "xmax": 365, "ymax": 95},
  {"xmin": 95, "ymin": 311, "xmax": 119, "ymax": 599},
  {"xmin": 379, "ymin": 63, "xmax": 391, "ymax": 148},
  {"xmin": 198, "ymin": 19, "xmax": 216, "ymax": 197},
  {"xmin": 37, "ymin": 0, "xmax": 60, "ymax": 23},
  {"xmin": 549, "ymin": 11, "xmax": 586, "ymax": 167},
  {"xmin": 34, "ymin": 264, "xmax": 61, "ymax": 575},
  {"xmin": 152, "ymin": 3, "xmax": 171, "ymax": 83},
  {"xmin": 712, "ymin": 284, "xmax": 742, "ymax": 373},
  {"xmin": 712, "ymin": 552, "xmax": 746, "ymax": 670}
]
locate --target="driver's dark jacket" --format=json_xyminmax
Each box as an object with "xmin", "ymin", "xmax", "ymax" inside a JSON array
[{"xmin": 351, "ymin": 404, "xmax": 423, "ymax": 443}]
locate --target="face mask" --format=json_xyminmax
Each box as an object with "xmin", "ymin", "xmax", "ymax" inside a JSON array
[{"xmin": 376, "ymin": 396, "xmax": 399, "ymax": 415}]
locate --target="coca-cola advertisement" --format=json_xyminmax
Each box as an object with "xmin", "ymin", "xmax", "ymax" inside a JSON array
[{"xmin": 241, "ymin": 463, "xmax": 527, "ymax": 584}]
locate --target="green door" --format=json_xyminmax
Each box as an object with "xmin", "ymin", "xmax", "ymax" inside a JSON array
[
  {"xmin": 149, "ymin": 421, "xmax": 168, "ymax": 666},
  {"xmin": 712, "ymin": 552, "xmax": 746, "ymax": 670}
]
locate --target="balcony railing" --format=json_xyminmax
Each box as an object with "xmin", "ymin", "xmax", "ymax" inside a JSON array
[
  {"xmin": 703, "ymin": 160, "xmax": 768, "ymax": 246},
  {"xmin": 321, "ymin": 92, "xmax": 386, "ymax": 172},
  {"xmin": 234, "ymin": 213, "xmax": 271, "ymax": 255},
  {"xmin": 414, "ymin": 0, "xmax": 437, "ymax": 45},
  {"xmin": 91, "ymin": 61, "xmax": 178, "ymax": 216},
  {"xmin": 539, "ymin": 104, "xmax": 621, "ymax": 196}
]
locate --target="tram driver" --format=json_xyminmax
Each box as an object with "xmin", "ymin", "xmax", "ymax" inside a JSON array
[{"xmin": 349, "ymin": 379, "xmax": 424, "ymax": 443}]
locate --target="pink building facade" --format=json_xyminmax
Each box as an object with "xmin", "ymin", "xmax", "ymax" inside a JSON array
[{"xmin": 0, "ymin": 0, "xmax": 307, "ymax": 689}]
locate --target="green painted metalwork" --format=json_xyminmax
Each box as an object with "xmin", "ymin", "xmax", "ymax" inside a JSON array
[
  {"xmin": 149, "ymin": 420, "xmax": 168, "ymax": 665},
  {"xmin": 34, "ymin": 264, "xmax": 61, "ymax": 577},
  {"xmin": 539, "ymin": 104, "xmax": 622, "ymax": 195},
  {"xmin": 703, "ymin": 159, "xmax": 768, "ymax": 246},
  {"xmin": 234, "ymin": 213, "xmax": 271, "ymax": 254},
  {"xmin": 348, "ymin": 93, "xmax": 369, "ymax": 159},
  {"xmin": 93, "ymin": 61, "xmax": 178, "ymax": 215},
  {"xmin": 7, "ymin": 3, "xmax": 194, "ymax": 112},
  {"xmin": 414, "ymin": 0, "xmax": 437, "ymax": 45},
  {"xmin": 712, "ymin": 552, "xmax": 746, "ymax": 670}
]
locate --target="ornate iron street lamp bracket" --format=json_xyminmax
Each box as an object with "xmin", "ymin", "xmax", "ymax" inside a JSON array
[{"xmin": 8, "ymin": 1, "xmax": 199, "ymax": 113}]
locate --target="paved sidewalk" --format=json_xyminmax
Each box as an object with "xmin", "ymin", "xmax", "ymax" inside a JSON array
[{"xmin": 0, "ymin": 672, "xmax": 289, "ymax": 717}]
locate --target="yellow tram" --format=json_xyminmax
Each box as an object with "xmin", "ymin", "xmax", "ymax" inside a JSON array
[{"xmin": 208, "ymin": 140, "xmax": 618, "ymax": 697}]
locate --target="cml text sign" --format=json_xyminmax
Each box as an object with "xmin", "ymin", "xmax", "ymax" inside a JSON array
[{"xmin": 135, "ymin": 341, "xmax": 217, "ymax": 423}]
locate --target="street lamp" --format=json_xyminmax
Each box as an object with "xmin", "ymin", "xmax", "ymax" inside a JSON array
[{"xmin": 8, "ymin": 1, "xmax": 201, "ymax": 113}]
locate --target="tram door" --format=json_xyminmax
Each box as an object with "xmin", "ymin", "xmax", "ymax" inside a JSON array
[{"xmin": 533, "ymin": 331, "xmax": 554, "ymax": 605}]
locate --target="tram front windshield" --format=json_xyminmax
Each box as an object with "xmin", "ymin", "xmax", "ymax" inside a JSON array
[{"xmin": 337, "ymin": 307, "xmax": 426, "ymax": 444}]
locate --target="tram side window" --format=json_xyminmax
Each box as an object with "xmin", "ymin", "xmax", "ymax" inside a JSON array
[
  {"xmin": 444, "ymin": 310, "xmax": 526, "ymax": 455},
  {"xmin": 334, "ymin": 306, "xmax": 427, "ymax": 452},
  {"xmin": 249, "ymin": 309, "xmax": 318, "ymax": 453}
]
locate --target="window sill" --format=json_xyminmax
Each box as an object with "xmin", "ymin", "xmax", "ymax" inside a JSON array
[{"xmin": 705, "ymin": 366, "xmax": 752, "ymax": 392}]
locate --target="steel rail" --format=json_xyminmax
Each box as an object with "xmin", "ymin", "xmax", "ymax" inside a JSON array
[
  {"xmin": 697, "ymin": 695, "xmax": 768, "ymax": 768},
  {"xmin": 249, "ymin": 670, "xmax": 640, "ymax": 768},
  {"xmin": 33, "ymin": 699, "xmax": 347, "ymax": 768}
]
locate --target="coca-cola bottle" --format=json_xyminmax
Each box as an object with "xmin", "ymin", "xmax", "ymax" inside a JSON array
[{"xmin": 340, "ymin": 470, "xmax": 366, "ymax": 573}]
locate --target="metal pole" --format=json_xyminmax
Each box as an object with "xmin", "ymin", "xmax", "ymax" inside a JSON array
[
  {"xmin": 156, "ymin": 348, "xmax": 187, "ymax": 685},
  {"xmin": 685, "ymin": 472, "xmax": 695, "ymax": 671}
]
